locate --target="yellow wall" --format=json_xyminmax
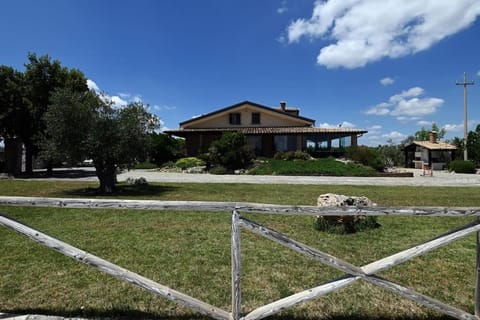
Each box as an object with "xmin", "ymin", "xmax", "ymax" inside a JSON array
[{"xmin": 183, "ymin": 103, "xmax": 311, "ymax": 129}]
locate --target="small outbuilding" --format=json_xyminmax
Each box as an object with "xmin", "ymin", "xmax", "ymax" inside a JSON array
[{"xmin": 404, "ymin": 131, "xmax": 457, "ymax": 170}]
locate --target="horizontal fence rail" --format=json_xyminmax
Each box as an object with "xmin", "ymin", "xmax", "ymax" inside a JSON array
[
  {"xmin": 1, "ymin": 196, "xmax": 480, "ymax": 216},
  {"xmin": 1, "ymin": 196, "xmax": 480, "ymax": 320}
]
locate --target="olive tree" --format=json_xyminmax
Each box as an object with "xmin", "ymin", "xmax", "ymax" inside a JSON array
[
  {"xmin": 41, "ymin": 88, "xmax": 159, "ymax": 193},
  {"xmin": 0, "ymin": 66, "xmax": 28, "ymax": 175}
]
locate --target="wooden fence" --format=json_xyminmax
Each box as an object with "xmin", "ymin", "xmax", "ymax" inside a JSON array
[{"xmin": 1, "ymin": 196, "xmax": 480, "ymax": 320}]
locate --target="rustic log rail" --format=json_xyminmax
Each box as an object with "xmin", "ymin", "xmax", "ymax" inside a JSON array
[{"xmin": 1, "ymin": 196, "xmax": 480, "ymax": 320}]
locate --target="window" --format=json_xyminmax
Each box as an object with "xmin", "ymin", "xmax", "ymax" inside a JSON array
[
  {"xmin": 229, "ymin": 113, "xmax": 241, "ymax": 125},
  {"xmin": 274, "ymin": 135, "xmax": 297, "ymax": 152},
  {"xmin": 251, "ymin": 112, "xmax": 261, "ymax": 124}
]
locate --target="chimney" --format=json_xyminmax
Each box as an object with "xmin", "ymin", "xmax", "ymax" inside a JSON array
[
  {"xmin": 280, "ymin": 101, "xmax": 286, "ymax": 111},
  {"xmin": 429, "ymin": 131, "xmax": 438, "ymax": 144}
]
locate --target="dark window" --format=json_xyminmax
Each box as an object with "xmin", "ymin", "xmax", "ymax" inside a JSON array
[
  {"xmin": 251, "ymin": 112, "xmax": 261, "ymax": 124},
  {"xmin": 229, "ymin": 113, "xmax": 241, "ymax": 125}
]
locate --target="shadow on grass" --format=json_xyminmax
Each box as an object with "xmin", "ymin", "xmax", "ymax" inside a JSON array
[
  {"xmin": 17, "ymin": 168, "xmax": 98, "ymax": 179},
  {"xmin": 1, "ymin": 308, "xmax": 206, "ymax": 319},
  {"xmin": 63, "ymin": 184, "xmax": 179, "ymax": 198},
  {"xmin": 1, "ymin": 308, "xmax": 459, "ymax": 320}
]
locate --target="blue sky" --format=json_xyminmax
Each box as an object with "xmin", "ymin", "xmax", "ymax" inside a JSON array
[{"xmin": 1, "ymin": 0, "xmax": 480, "ymax": 146}]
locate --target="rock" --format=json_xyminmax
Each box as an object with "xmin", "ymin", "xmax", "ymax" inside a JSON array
[
  {"xmin": 126, "ymin": 177, "xmax": 148, "ymax": 186},
  {"xmin": 184, "ymin": 166, "xmax": 205, "ymax": 174},
  {"xmin": 315, "ymin": 193, "xmax": 378, "ymax": 234},
  {"xmin": 317, "ymin": 193, "xmax": 376, "ymax": 207}
]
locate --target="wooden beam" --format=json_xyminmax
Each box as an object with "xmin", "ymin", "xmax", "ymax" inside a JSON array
[
  {"xmin": 365, "ymin": 275, "xmax": 476, "ymax": 320},
  {"xmin": 476, "ymin": 217, "xmax": 480, "ymax": 317},
  {"xmin": 231, "ymin": 210, "xmax": 242, "ymax": 320},
  {"xmin": 2, "ymin": 196, "xmax": 480, "ymax": 217},
  {"xmin": 362, "ymin": 220, "xmax": 480, "ymax": 275},
  {"xmin": 241, "ymin": 217, "xmax": 480, "ymax": 320},
  {"xmin": 0, "ymin": 214, "xmax": 230, "ymax": 320},
  {"xmin": 242, "ymin": 276, "xmax": 358, "ymax": 320},
  {"xmin": 240, "ymin": 217, "xmax": 363, "ymax": 276}
]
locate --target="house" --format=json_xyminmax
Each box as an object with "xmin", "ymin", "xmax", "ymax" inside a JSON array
[
  {"xmin": 165, "ymin": 101, "xmax": 367, "ymax": 157},
  {"xmin": 404, "ymin": 131, "xmax": 457, "ymax": 170}
]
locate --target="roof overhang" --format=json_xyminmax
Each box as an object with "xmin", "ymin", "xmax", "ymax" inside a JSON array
[{"xmin": 165, "ymin": 127, "xmax": 368, "ymax": 137}]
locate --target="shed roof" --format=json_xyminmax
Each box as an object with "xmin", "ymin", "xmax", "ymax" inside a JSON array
[{"xmin": 406, "ymin": 141, "xmax": 457, "ymax": 150}]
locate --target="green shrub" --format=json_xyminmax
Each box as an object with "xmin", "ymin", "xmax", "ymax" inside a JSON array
[
  {"xmin": 448, "ymin": 160, "xmax": 476, "ymax": 174},
  {"xmin": 148, "ymin": 133, "xmax": 185, "ymax": 166},
  {"xmin": 203, "ymin": 132, "xmax": 254, "ymax": 172},
  {"xmin": 209, "ymin": 166, "xmax": 228, "ymax": 175},
  {"xmin": 175, "ymin": 157, "xmax": 205, "ymax": 170},
  {"xmin": 274, "ymin": 151, "xmax": 310, "ymax": 160},
  {"xmin": 249, "ymin": 157, "xmax": 377, "ymax": 176},
  {"xmin": 134, "ymin": 161, "xmax": 158, "ymax": 169},
  {"xmin": 313, "ymin": 215, "xmax": 380, "ymax": 234},
  {"xmin": 346, "ymin": 146, "xmax": 384, "ymax": 172}
]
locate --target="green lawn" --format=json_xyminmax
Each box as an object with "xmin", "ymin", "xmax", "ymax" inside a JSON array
[{"xmin": 1, "ymin": 180, "xmax": 479, "ymax": 319}]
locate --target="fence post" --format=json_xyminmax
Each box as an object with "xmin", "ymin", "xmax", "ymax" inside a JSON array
[
  {"xmin": 231, "ymin": 209, "xmax": 242, "ymax": 320},
  {"xmin": 476, "ymin": 218, "xmax": 480, "ymax": 317}
]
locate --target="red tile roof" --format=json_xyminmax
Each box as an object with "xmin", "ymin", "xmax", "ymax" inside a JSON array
[{"xmin": 165, "ymin": 127, "xmax": 368, "ymax": 135}]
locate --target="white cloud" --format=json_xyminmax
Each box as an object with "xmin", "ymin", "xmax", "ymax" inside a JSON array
[
  {"xmin": 365, "ymin": 103, "xmax": 390, "ymax": 115},
  {"xmin": 365, "ymin": 86, "xmax": 443, "ymax": 119},
  {"xmin": 382, "ymin": 131, "xmax": 407, "ymax": 140},
  {"xmin": 396, "ymin": 116, "xmax": 420, "ymax": 122},
  {"xmin": 286, "ymin": 0, "xmax": 480, "ymax": 68},
  {"xmin": 389, "ymin": 87, "xmax": 424, "ymax": 103},
  {"xmin": 444, "ymin": 123, "xmax": 464, "ymax": 132},
  {"xmin": 366, "ymin": 125, "xmax": 382, "ymax": 134},
  {"xmin": 319, "ymin": 121, "xmax": 356, "ymax": 128},
  {"xmin": 477, "ymin": 70, "xmax": 480, "ymax": 77},
  {"xmin": 151, "ymin": 104, "xmax": 177, "ymax": 112},
  {"xmin": 417, "ymin": 120, "xmax": 433, "ymax": 126},
  {"xmin": 391, "ymin": 97, "xmax": 443, "ymax": 117},
  {"xmin": 380, "ymin": 77, "xmax": 394, "ymax": 86},
  {"xmin": 111, "ymin": 95, "xmax": 129, "ymax": 108},
  {"xmin": 277, "ymin": 0, "xmax": 288, "ymax": 14},
  {"xmin": 86, "ymin": 79, "xmax": 100, "ymax": 92},
  {"xmin": 86, "ymin": 79, "xmax": 176, "ymax": 113}
]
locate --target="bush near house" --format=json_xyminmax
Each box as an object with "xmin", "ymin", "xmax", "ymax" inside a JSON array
[
  {"xmin": 249, "ymin": 157, "xmax": 377, "ymax": 176},
  {"xmin": 273, "ymin": 151, "xmax": 310, "ymax": 161},
  {"xmin": 174, "ymin": 157, "xmax": 205, "ymax": 170},
  {"xmin": 448, "ymin": 160, "xmax": 476, "ymax": 174},
  {"xmin": 346, "ymin": 146, "xmax": 385, "ymax": 172},
  {"xmin": 201, "ymin": 132, "xmax": 254, "ymax": 173}
]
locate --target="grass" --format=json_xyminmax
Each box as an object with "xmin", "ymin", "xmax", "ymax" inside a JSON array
[
  {"xmin": 2, "ymin": 179, "xmax": 480, "ymax": 206},
  {"xmin": 1, "ymin": 180, "xmax": 480, "ymax": 319},
  {"xmin": 249, "ymin": 158, "xmax": 377, "ymax": 176}
]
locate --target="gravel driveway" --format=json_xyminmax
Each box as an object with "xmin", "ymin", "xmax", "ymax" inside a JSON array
[{"xmin": 115, "ymin": 169, "xmax": 480, "ymax": 187}]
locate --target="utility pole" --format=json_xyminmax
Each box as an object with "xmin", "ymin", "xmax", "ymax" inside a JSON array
[{"xmin": 456, "ymin": 72, "xmax": 474, "ymax": 160}]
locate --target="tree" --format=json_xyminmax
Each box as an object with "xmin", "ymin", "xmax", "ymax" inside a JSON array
[
  {"xmin": 466, "ymin": 124, "xmax": 480, "ymax": 165},
  {"xmin": 41, "ymin": 88, "xmax": 159, "ymax": 193},
  {"xmin": 203, "ymin": 132, "xmax": 254, "ymax": 172},
  {"xmin": 377, "ymin": 139, "xmax": 404, "ymax": 167},
  {"xmin": 0, "ymin": 66, "xmax": 29, "ymax": 175},
  {"xmin": 400, "ymin": 123, "xmax": 446, "ymax": 146},
  {"xmin": 23, "ymin": 53, "xmax": 87, "ymax": 174},
  {"xmin": 148, "ymin": 132, "xmax": 184, "ymax": 166},
  {"xmin": 449, "ymin": 136, "xmax": 465, "ymax": 161}
]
